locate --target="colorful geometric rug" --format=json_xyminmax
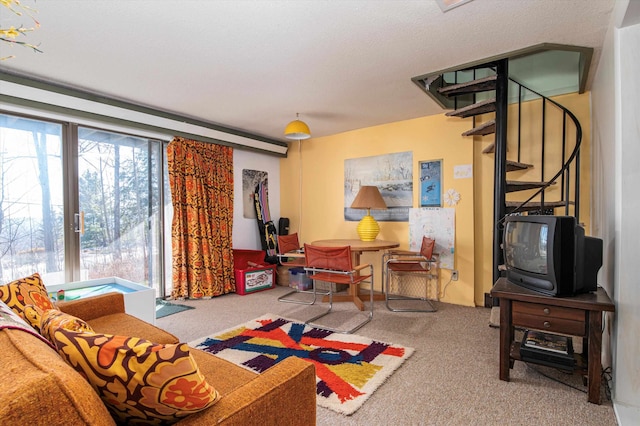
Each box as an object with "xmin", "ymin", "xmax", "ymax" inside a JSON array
[{"xmin": 189, "ymin": 314, "xmax": 414, "ymax": 415}]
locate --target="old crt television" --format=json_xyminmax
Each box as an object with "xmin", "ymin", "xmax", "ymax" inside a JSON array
[{"xmin": 503, "ymin": 215, "xmax": 603, "ymax": 296}]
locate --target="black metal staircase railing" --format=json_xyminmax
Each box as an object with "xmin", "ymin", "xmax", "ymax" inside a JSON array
[
  {"xmin": 504, "ymin": 76, "xmax": 582, "ymax": 221},
  {"xmin": 433, "ymin": 63, "xmax": 583, "ymax": 282}
]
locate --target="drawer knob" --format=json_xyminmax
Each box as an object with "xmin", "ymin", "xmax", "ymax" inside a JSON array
[
  {"xmin": 543, "ymin": 308, "xmax": 550, "ymax": 315},
  {"xmin": 543, "ymin": 321, "xmax": 551, "ymax": 328}
]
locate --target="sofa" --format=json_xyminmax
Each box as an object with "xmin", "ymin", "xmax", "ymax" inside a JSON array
[{"xmin": 0, "ymin": 292, "xmax": 317, "ymax": 425}]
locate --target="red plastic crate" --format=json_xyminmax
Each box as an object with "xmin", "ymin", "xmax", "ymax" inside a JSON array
[{"xmin": 233, "ymin": 249, "xmax": 276, "ymax": 295}]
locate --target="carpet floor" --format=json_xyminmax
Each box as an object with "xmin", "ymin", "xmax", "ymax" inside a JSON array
[{"xmin": 158, "ymin": 286, "xmax": 617, "ymax": 425}]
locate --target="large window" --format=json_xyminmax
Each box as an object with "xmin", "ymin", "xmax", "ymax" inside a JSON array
[
  {"xmin": 0, "ymin": 114, "xmax": 64, "ymax": 283},
  {"xmin": 0, "ymin": 112, "xmax": 171, "ymax": 296}
]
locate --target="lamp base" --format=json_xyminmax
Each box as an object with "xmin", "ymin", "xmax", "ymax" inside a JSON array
[{"xmin": 356, "ymin": 214, "xmax": 380, "ymax": 242}]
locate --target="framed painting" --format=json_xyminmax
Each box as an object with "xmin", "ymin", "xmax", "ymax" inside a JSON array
[
  {"xmin": 344, "ymin": 151, "xmax": 413, "ymax": 222},
  {"xmin": 419, "ymin": 160, "xmax": 442, "ymax": 207}
]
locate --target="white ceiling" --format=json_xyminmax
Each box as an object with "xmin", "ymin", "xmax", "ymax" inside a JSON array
[{"xmin": 0, "ymin": 0, "xmax": 615, "ymax": 142}]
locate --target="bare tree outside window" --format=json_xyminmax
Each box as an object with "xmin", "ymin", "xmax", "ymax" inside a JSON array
[
  {"xmin": 78, "ymin": 128, "xmax": 163, "ymax": 288},
  {"xmin": 0, "ymin": 114, "xmax": 169, "ymax": 296},
  {"xmin": 0, "ymin": 115, "xmax": 63, "ymax": 283}
]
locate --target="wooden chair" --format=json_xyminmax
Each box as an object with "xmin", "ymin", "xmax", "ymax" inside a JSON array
[
  {"xmin": 303, "ymin": 244, "xmax": 374, "ymax": 334},
  {"xmin": 382, "ymin": 236, "xmax": 439, "ymax": 312}
]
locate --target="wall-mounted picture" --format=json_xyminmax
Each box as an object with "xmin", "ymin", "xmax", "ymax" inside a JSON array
[
  {"xmin": 242, "ymin": 169, "xmax": 268, "ymax": 219},
  {"xmin": 344, "ymin": 151, "xmax": 413, "ymax": 222},
  {"xmin": 419, "ymin": 159, "xmax": 442, "ymax": 207}
]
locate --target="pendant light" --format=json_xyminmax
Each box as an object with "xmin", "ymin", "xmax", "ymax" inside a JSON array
[{"xmin": 284, "ymin": 113, "xmax": 311, "ymax": 140}]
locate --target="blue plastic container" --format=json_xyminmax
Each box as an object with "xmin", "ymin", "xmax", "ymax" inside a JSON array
[{"xmin": 289, "ymin": 267, "xmax": 312, "ymax": 291}]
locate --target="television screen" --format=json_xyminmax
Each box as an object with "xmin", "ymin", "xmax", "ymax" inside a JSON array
[
  {"xmin": 502, "ymin": 215, "xmax": 602, "ymax": 296},
  {"xmin": 504, "ymin": 221, "xmax": 548, "ymax": 274}
]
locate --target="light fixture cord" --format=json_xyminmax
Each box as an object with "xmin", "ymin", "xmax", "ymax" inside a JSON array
[{"xmin": 298, "ymin": 139, "xmax": 303, "ymax": 240}]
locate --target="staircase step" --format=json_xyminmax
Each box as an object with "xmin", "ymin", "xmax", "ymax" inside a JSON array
[
  {"xmin": 437, "ymin": 75, "xmax": 497, "ymax": 97},
  {"xmin": 506, "ymin": 180, "xmax": 555, "ymax": 193},
  {"xmin": 478, "ymin": 145, "xmax": 530, "ymax": 170},
  {"xmin": 506, "ymin": 160, "xmax": 533, "ymax": 172},
  {"xmin": 506, "ymin": 200, "xmax": 567, "ymax": 213},
  {"xmin": 462, "ymin": 119, "xmax": 495, "ymax": 136},
  {"xmin": 446, "ymin": 98, "xmax": 496, "ymax": 118},
  {"xmin": 482, "ymin": 143, "xmax": 495, "ymax": 153}
]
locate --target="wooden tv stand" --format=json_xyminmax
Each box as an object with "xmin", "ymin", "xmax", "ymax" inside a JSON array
[{"xmin": 491, "ymin": 278, "xmax": 615, "ymax": 404}]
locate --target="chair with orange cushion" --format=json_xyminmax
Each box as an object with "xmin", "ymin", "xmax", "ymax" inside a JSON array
[
  {"xmin": 382, "ymin": 236, "xmax": 439, "ymax": 312},
  {"xmin": 276, "ymin": 233, "xmax": 305, "ymax": 267},
  {"xmin": 276, "ymin": 233, "xmax": 328, "ymax": 304},
  {"xmin": 303, "ymin": 243, "xmax": 374, "ymax": 334}
]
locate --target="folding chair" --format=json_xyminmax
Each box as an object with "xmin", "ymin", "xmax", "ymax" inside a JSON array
[
  {"xmin": 303, "ymin": 244, "xmax": 374, "ymax": 334},
  {"xmin": 382, "ymin": 236, "xmax": 439, "ymax": 312}
]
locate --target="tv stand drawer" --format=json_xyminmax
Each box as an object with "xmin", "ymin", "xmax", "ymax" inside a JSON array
[
  {"xmin": 513, "ymin": 312, "xmax": 585, "ymax": 335},
  {"xmin": 513, "ymin": 301, "xmax": 584, "ymax": 320},
  {"xmin": 512, "ymin": 301, "xmax": 586, "ymax": 335}
]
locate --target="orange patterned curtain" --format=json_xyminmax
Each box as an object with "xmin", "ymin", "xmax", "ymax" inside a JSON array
[{"xmin": 167, "ymin": 137, "xmax": 235, "ymax": 299}]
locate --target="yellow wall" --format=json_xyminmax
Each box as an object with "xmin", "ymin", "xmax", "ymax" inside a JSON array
[
  {"xmin": 280, "ymin": 92, "xmax": 592, "ymax": 308},
  {"xmin": 280, "ymin": 114, "xmax": 476, "ymax": 307}
]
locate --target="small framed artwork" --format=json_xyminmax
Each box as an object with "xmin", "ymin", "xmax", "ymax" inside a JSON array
[{"xmin": 419, "ymin": 159, "xmax": 442, "ymax": 207}]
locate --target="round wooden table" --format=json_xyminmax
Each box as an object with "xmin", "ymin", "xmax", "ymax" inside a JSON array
[{"xmin": 309, "ymin": 239, "xmax": 400, "ymax": 310}]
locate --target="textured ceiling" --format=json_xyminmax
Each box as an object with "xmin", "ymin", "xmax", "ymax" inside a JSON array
[{"xmin": 0, "ymin": 0, "xmax": 615, "ymax": 142}]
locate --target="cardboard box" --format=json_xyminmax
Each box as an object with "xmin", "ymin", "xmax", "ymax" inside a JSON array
[{"xmin": 233, "ymin": 249, "xmax": 276, "ymax": 295}]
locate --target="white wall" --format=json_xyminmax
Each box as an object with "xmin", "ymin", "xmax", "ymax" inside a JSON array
[
  {"xmin": 590, "ymin": 0, "xmax": 617, "ymax": 363},
  {"xmin": 613, "ymin": 19, "xmax": 640, "ymax": 423},
  {"xmin": 232, "ymin": 149, "xmax": 281, "ymax": 250},
  {"xmin": 591, "ymin": 1, "xmax": 640, "ymax": 423}
]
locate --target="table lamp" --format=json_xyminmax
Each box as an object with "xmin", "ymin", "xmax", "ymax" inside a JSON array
[{"xmin": 350, "ymin": 186, "xmax": 387, "ymax": 241}]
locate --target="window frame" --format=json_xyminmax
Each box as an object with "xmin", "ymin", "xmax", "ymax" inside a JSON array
[{"xmin": 0, "ymin": 109, "xmax": 171, "ymax": 296}]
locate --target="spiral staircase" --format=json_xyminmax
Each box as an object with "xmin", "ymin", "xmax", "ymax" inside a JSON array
[{"xmin": 412, "ymin": 46, "xmax": 591, "ymax": 305}]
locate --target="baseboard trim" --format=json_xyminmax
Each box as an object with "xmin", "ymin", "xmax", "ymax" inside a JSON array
[{"xmin": 614, "ymin": 400, "xmax": 640, "ymax": 425}]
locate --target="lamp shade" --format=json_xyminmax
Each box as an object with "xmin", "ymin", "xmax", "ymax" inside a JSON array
[
  {"xmin": 350, "ymin": 186, "xmax": 387, "ymax": 241},
  {"xmin": 350, "ymin": 186, "xmax": 387, "ymax": 210},
  {"xmin": 284, "ymin": 114, "xmax": 311, "ymax": 140}
]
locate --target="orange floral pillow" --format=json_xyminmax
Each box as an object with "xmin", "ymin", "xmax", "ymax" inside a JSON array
[
  {"xmin": 50, "ymin": 329, "xmax": 220, "ymax": 424},
  {"xmin": 25, "ymin": 306, "xmax": 94, "ymax": 342},
  {"xmin": 0, "ymin": 273, "xmax": 55, "ymax": 330},
  {"xmin": 22, "ymin": 304, "xmax": 44, "ymax": 330}
]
